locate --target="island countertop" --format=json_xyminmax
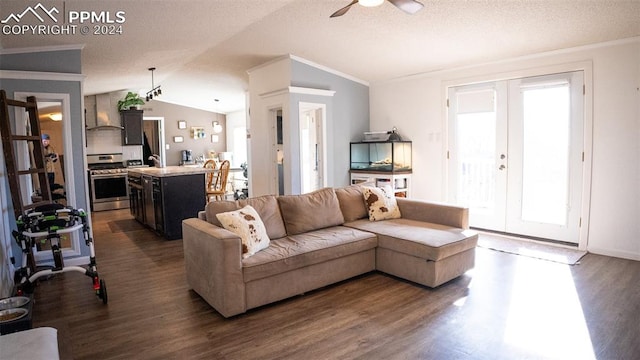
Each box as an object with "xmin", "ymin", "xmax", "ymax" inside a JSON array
[{"xmin": 127, "ymin": 166, "xmax": 212, "ymax": 177}]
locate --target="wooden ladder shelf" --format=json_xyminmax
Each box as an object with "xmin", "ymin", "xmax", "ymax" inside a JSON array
[{"xmin": 0, "ymin": 89, "xmax": 53, "ymax": 219}]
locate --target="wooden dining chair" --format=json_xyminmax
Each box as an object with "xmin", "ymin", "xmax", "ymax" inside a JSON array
[
  {"xmin": 206, "ymin": 160, "xmax": 230, "ymax": 202},
  {"xmin": 204, "ymin": 159, "xmax": 218, "ymax": 203}
]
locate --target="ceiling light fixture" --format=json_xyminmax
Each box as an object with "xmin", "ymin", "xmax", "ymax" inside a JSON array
[
  {"xmin": 145, "ymin": 67, "xmax": 162, "ymax": 101},
  {"xmin": 358, "ymin": 0, "xmax": 384, "ymax": 7},
  {"xmin": 49, "ymin": 113, "xmax": 62, "ymax": 121}
]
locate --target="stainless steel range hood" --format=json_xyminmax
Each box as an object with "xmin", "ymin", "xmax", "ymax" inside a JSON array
[{"xmin": 86, "ymin": 94, "xmax": 124, "ymax": 130}]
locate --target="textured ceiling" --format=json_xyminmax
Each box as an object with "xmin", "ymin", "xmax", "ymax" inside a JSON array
[{"xmin": 1, "ymin": 0, "xmax": 639, "ymax": 113}]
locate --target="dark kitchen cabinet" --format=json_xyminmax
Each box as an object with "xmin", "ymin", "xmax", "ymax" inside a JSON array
[
  {"xmin": 121, "ymin": 109, "xmax": 143, "ymax": 145},
  {"xmin": 152, "ymin": 177, "xmax": 163, "ymax": 233},
  {"xmin": 128, "ymin": 172, "xmax": 144, "ymax": 224},
  {"xmin": 158, "ymin": 174, "xmax": 205, "ymax": 240}
]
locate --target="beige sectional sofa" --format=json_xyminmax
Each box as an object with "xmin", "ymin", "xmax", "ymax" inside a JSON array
[{"xmin": 182, "ymin": 186, "xmax": 477, "ymax": 318}]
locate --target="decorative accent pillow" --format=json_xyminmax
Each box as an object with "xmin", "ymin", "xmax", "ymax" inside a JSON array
[
  {"xmin": 362, "ymin": 186, "xmax": 401, "ymax": 221},
  {"xmin": 216, "ymin": 205, "xmax": 270, "ymax": 258},
  {"xmin": 240, "ymin": 195, "xmax": 287, "ymax": 239}
]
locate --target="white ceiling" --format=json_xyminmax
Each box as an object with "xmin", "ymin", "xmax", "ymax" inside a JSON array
[{"xmin": 1, "ymin": 0, "xmax": 639, "ymax": 114}]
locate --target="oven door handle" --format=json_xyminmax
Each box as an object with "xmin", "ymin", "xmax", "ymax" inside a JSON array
[{"xmin": 91, "ymin": 173, "xmax": 128, "ymax": 179}]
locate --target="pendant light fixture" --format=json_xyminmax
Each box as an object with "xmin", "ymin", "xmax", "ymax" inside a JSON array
[
  {"xmin": 145, "ymin": 67, "xmax": 162, "ymax": 101},
  {"xmin": 212, "ymin": 121, "xmax": 223, "ymax": 134}
]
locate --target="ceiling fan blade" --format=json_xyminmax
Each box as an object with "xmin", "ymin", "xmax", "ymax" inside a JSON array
[
  {"xmin": 330, "ymin": 0, "xmax": 359, "ymax": 18},
  {"xmin": 387, "ymin": 0, "xmax": 424, "ymax": 14}
]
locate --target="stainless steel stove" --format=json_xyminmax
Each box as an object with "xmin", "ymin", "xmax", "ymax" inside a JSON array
[{"xmin": 87, "ymin": 154, "xmax": 129, "ymax": 211}]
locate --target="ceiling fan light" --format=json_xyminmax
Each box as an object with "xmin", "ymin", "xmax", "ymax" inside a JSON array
[
  {"xmin": 359, "ymin": 0, "xmax": 384, "ymax": 7},
  {"xmin": 49, "ymin": 113, "xmax": 62, "ymax": 121}
]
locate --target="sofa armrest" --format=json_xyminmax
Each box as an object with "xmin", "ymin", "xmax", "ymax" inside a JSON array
[
  {"xmin": 396, "ymin": 198, "xmax": 469, "ymax": 229},
  {"xmin": 182, "ymin": 218, "xmax": 246, "ymax": 317},
  {"xmin": 0, "ymin": 327, "xmax": 59, "ymax": 360}
]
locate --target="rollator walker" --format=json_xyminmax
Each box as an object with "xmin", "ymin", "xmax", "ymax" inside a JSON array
[{"xmin": 12, "ymin": 203, "xmax": 108, "ymax": 304}]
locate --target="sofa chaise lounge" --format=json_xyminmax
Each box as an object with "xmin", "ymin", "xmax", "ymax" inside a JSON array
[{"xmin": 182, "ymin": 186, "xmax": 478, "ymax": 318}]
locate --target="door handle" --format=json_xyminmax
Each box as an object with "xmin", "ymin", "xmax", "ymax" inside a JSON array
[
  {"xmin": 499, "ymin": 164, "xmax": 506, "ymax": 170},
  {"xmin": 314, "ymin": 144, "xmax": 318, "ymax": 171}
]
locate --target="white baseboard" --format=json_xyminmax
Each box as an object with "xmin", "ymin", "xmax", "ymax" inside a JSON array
[{"xmin": 587, "ymin": 247, "xmax": 640, "ymax": 261}]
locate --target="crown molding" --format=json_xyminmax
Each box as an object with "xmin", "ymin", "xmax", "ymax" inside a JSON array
[
  {"xmin": 247, "ymin": 53, "xmax": 369, "ymax": 87},
  {"xmin": 0, "ymin": 69, "xmax": 85, "ymax": 82},
  {"xmin": 0, "ymin": 44, "xmax": 85, "ymax": 55},
  {"xmin": 289, "ymin": 54, "xmax": 369, "ymax": 86},
  {"xmin": 259, "ymin": 86, "xmax": 336, "ymax": 99}
]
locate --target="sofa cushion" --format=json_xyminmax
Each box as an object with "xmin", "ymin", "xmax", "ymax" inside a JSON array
[
  {"xmin": 277, "ymin": 187, "xmax": 345, "ymax": 235},
  {"xmin": 205, "ymin": 195, "xmax": 287, "ymax": 239},
  {"xmin": 335, "ymin": 185, "xmax": 368, "ymax": 222},
  {"xmin": 345, "ymin": 218, "xmax": 478, "ymax": 261},
  {"xmin": 216, "ymin": 205, "xmax": 270, "ymax": 259},
  {"xmin": 362, "ymin": 186, "xmax": 401, "ymax": 221},
  {"xmin": 205, "ymin": 201, "xmax": 237, "ymax": 227},
  {"xmin": 242, "ymin": 226, "xmax": 377, "ymax": 282}
]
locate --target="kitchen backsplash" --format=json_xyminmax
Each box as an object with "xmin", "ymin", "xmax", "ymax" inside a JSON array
[{"xmin": 86, "ymin": 128, "xmax": 142, "ymax": 161}]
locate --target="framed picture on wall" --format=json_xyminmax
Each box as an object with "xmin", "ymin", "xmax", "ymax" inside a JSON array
[
  {"xmin": 178, "ymin": 120, "xmax": 186, "ymax": 129},
  {"xmin": 173, "ymin": 136, "xmax": 184, "ymax": 143},
  {"xmin": 191, "ymin": 126, "xmax": 206, "ymax": 139}
]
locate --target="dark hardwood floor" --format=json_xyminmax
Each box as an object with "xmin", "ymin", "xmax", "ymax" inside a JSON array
[{"xmin": 31, "ymin": 209, "xmax": 640, "ymax": 360}]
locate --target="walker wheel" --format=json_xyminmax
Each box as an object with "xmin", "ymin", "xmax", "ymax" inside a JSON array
[{"xmin": 97, "ymin": 279, "xmax": 108, "ymax": 304}]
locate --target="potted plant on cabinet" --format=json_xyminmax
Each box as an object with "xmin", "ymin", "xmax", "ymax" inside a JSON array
[{"xmin": 117, "ymin": 92, "xmax": 145, "ymax": 111}]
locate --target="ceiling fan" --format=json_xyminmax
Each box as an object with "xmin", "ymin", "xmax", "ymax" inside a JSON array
[{"xmin": 330, "ymin": 0, "xmax": 424, "ymax": 18}]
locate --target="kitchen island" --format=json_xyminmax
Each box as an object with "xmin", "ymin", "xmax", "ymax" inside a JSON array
[{"xmin": 128, "ymin": 166, "xmax": 209, "ymax": 240}]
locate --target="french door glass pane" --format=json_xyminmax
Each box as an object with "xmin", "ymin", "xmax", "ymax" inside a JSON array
[
  {"xmin": 521, "ymin": 86, "xmax": 570, "ymax": 225},
  {"xmin": 457, "ymin": 112, "xmax": 496, "ymax": 214}
]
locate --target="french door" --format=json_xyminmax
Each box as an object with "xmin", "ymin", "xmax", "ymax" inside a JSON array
[{"xmin": 448, "ymin": 71, "xmax": 584, "ymax": 243}]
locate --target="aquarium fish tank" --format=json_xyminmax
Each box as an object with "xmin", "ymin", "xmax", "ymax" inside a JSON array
[{"xmin": 350, "ymin": 141, "xmax": 412, "ymax": 173}]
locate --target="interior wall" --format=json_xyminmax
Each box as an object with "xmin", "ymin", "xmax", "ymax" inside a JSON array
[
  {"xmin": 247, "ymin": 56, "xmax": 293, "ymax": 196},
  {"xmin": 291, "ymin": 58, "xmax": 369, "ymax": 188},
  {"xmin": 248, "ymin": 55, "xmax": 369, "ymax": 196},
  {"xmin": 143, "ymin": 100, "xmax": 226, "ymax": 165},
  {"xmin": 369, "ymin": 38, "xmax": 640, "ymax": 260},
  {"xmin": 0, "ymin": 48, "xmax": 82, "ymax": 74}
]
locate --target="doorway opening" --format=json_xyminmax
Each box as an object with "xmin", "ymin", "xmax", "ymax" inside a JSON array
[
  {"xmin": 274, "ymin": 109, "xmax": 284, "ymax": 196},
  {"xmin": 299, "ymin": 102, "xmax": 326, "ymax": 194},
  {"xmin": 143, "ymin": 116, "xmax": 165, "ymax": 168}
]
